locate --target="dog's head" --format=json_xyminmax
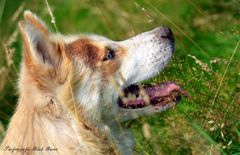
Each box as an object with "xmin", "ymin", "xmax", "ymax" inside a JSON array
[{"xmin": 19, "ymin": 11, "xmax": 185, "ymax": 122}]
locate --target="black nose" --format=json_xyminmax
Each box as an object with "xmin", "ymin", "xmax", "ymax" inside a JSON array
[{"xmin": 158, "ymin": 26, "xmax": 174, "ymax": 42}]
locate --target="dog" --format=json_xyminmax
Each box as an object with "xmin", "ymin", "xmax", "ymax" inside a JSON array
[{"xmin": 0, "ymin": 11, "xmax": 186, "ymax": 155}]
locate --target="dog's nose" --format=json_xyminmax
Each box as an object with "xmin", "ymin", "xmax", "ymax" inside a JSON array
[
  {"xmin": 160, "ymin": 26, "xmax": 174, "ymax": 42},
  {"xmin": 156, "ymin": 26, "xmax": 174, "ymax": 42}
]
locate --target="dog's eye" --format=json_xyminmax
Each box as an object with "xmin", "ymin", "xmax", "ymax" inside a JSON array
[{"xmin": 103, "ymin": 48, "xmax": 115, "ymax": 61}]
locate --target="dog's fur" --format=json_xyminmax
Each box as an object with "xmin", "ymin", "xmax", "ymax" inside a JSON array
[{"xmin": 0, "ymin": 11, "xmax": 174, "ymax": 155}]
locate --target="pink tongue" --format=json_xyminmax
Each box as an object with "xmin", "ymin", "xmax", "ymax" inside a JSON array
[
  {"xmin": 144, "ymin": 82, "xmax": 181, "ymax": 98},
  {"xmin": 119, "ymin": 82, "xmax": 188, "ymax": 109}
]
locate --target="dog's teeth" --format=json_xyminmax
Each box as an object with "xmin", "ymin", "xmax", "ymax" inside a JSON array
[
  {"xmin": 127, "ymin": 93, "xmax": 137, "ymax": 100},
  {"xmin": 137, "ymin": 96, "xmax": 142, "ymax": 100}
]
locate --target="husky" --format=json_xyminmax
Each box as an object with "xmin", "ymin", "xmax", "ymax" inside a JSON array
[{"xmin": 0, "ymin": 11, "xmax": 187, "ymax": 155}]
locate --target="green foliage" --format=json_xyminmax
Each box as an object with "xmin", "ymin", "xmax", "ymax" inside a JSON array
[{"xmin": 0, "ymin": 0, "xmax": 239, "ymax": 154}]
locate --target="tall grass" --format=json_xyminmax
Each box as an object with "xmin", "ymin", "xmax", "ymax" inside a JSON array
[{"xmin": 0, "ymin": 0, "xmax": 239, "ymax": 154}]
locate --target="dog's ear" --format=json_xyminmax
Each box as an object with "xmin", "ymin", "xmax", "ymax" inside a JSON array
[
  {"xmin": 23, "ymin": 10, "xmax": 49, "ymax": 35},
  {"xmin": 18, "ymin": 11, "xmax": 63, "ymax": 68}
]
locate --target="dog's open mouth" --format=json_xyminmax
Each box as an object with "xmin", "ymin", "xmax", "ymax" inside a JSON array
[{"xmin": 118, "ymin": 82, "xmax": 188, "ymax": 109}]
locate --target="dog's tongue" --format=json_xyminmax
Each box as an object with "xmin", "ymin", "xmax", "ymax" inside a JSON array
[{"xmin": 118, "ymin": 82, "xmax": 188, "ymax": 109}]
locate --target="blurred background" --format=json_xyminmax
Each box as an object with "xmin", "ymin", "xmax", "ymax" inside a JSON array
[{"xmin": 0, "ymin": 0, "xmax": 239, "ymax": 154}]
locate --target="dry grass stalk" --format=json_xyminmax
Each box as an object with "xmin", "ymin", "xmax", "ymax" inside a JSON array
[
  {"xmin": 0, "ymin": 121, "xmax": 4, "ymax": 135},
  {"xmin": 188, "ymin": 54, "xmax": 211, "ymax": 72},
  {"xmin": 7, "ymin": 30, "xmax": 18, "ymax": 46},
  {"xmin": 142, "ymin": 123, "xmax": 151, "ymax": 140},
  {"xmin": 11, "ymin": 2, "xmax": 25, "ymax": 22},
  {"xmin": 0, "ymin": 67, "xmax": 7, "ymax": 91},
  {"xmin": 45, "ymin": 0, "xmax": 58, "ymax": 32},
  {"xmin": 3, "ymin": 43, "xmax": 14, "ymax": 67}
]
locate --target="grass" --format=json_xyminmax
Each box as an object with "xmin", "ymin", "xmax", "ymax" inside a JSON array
[{"xmin": 0, "ymin": 0, "xmax": 240, "ymax": 154}]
